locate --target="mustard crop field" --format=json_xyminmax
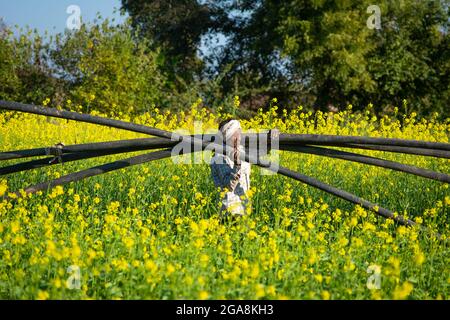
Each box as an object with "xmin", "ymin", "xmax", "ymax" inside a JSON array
[{"xmin": 0, "ymin": 103, "xmax": 448, "ymax": 299}]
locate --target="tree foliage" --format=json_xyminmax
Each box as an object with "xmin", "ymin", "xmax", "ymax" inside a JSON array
[
  {"xmin": 121, "ymin": 0, "xmax": 229, "ymax": 82},
  {"xmin": 122, "ymin": 0, "xmax": 449, "ymax": 114},
  {"xmin": 51, "ymin": 20, "xmax": 166, "ymax": 114},
  {"xmin": 0, "ymin": 25, "xmax": 62, "ymax": 105},
  {"xmin": 0, "ymin": 19, "xmax": 167, "ymax": 114},
  {"xmin": 0, "ymin": 1, "xmax": 448, "ymax": 116}
]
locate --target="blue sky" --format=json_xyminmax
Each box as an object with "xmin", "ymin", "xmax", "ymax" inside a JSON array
[
  {"xmin": 0, "ymin": 0, "xmax": 223, "ymax": 60},
  {"xmin": 0, "ymin": 0, "xmax": 126, "ymax": 35}
]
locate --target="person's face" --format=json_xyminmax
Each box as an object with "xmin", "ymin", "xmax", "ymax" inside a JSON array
[{"xmin": 228, "ymin": 129, "xmax": 241, "ymax": 146}]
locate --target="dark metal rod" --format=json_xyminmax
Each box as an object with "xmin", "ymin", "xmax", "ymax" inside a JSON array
[
  {"xmin": 276, "ymin": 165, "xmax": 415, "ymax": 226},
  {"xmin": 0, "ymin": 149, "xmax": 151, "ymax": 176},
  {"xmin": 281, "ymin": 145, "xmax": 450, "ymax": 183},
  {"xmin": 3, "ymin": 142, "xmax": 415, "ymax": 227},
  {"xmin": 3, "ymin": 135, "xmax": 449, "ymax": 163},
  {"xmin": 1, "ymin": 100, "xmax": 449, "ymax": 154},
  {"xmin": 4, "ymin": 138, "xmax": 449, "ymax": 185},
  {"xmin": 0, "ymin": 100, "xmax": 434, "ymax": 227},
  {"xmin": 0, "ymin": 100, "xmax": 247, "ymax": 174},
  {"xmin": 0, "ymin": 140, "xmax": 203, "ymax": 176},
  {"xmin": 0, "ymin": 148, "xmax": 47, "ymax": 160},
  {"xmin": 248, "ymin": 154, "xmax": 416, "ymax": 226},
  {"xmin": 314, "ymin": 143, "xmax": 450, "ymax": 159},
  {"xmin": 279, "ymin": 134, "xmax": 450, "ymax": 151},
  {"xmin": 4, "ymin": 149, "xmax": 174, "ymax": 198},
  {"xmin": 0, "ymin": 132, "xmax": 280, "ymax": 161},
  {"xmin": 0, "ymin": 135, "xmax": 231, "ymax": 161},
  {"xmin": 0, "ymin": 138, "xmax": 175, "ymax": 161},
  {"xmin": 0, "ymin": 100, "xmax": 175, "ymax": 140}
]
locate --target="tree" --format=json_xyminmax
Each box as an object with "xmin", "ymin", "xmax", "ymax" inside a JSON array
[
  {"xmin": 209, "ymin": 0, "xmax": 297, "ymax": 110},
  {"xmin": 121, "ymin": 0, "xmax": 229, "ymax": 83},
  {"xmin": 51, "ymin": 19, "xmax": 166, "ymax": 114},
  {"xmin": 224, "ymin": 0, "xmax": 449, "ymax": 114},
  {"xmin": 0, "ymin": 23, "xmax": 63, "ymax": 105},
  {"xmin": 366, "ymin": 0, "xmax": 450, "ymax": 114},
  {"xmin": 0, "ymin": 23, "xmax": 21, "ymax": 101}
]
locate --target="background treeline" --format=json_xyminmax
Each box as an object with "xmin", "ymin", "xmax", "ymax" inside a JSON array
[{"xmin": 0, "ymin": 0, "xmax": 449, "ymax": 116}]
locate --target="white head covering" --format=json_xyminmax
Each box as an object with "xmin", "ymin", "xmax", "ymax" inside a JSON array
[{"xmin": 220, "ymin": 120, "xmax": 241, "ymax": 142}]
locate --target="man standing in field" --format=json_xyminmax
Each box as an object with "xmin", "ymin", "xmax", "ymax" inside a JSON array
[{"xmin": 210, "ymin": 119, "xmax": 251, "ymax": 217}]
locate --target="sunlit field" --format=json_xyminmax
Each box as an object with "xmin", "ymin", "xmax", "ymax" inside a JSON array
[{"xmin": 0, "ymin": 102, "xmax": 448, "ymax": 299}]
